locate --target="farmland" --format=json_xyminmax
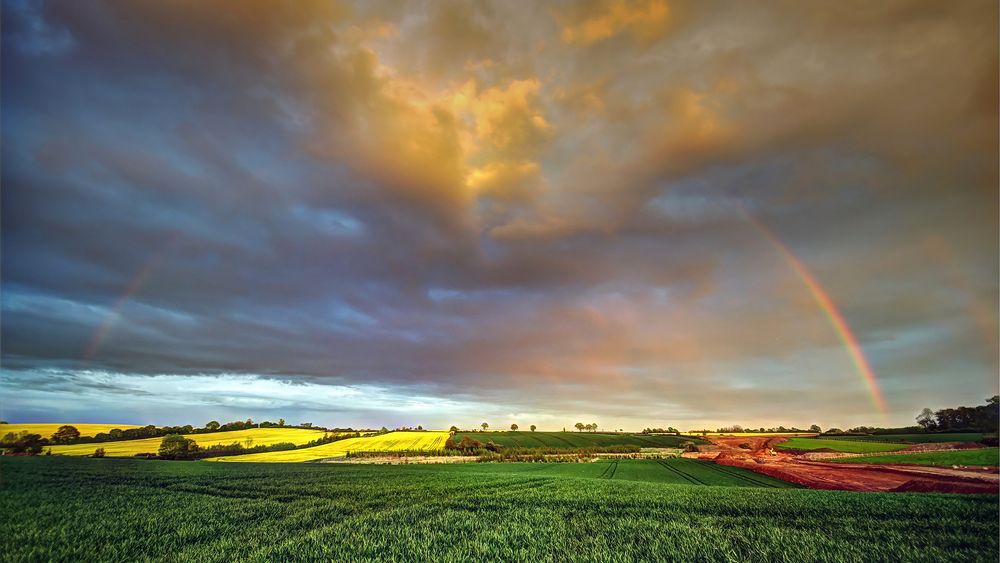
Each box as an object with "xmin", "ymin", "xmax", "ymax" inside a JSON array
[
  {"xmin": 830, "ymin": 448, "xmax": 999, "ymax": 467},
  {"xmin": 209, "ymin": 431, "xmax": 449, "ymax": 462},
  {"xmin": 48, "ymin": 428, "xmax": 328, "ymax": 457},
  {"xmin": 1, "ymin": 457, "xmax": 996, "ymax": 561},
  {"xmin": 452, "ymin": 431, "xmax": 704, "ymax": 449},
  {"xmin": 0, "ymin": 423, "xmax": 141, "ymax": 439},
  {"xmin": 820, "ymin": 433, "xmax": 987, "ymax": 444},
  {"xmin": 429, "ymin": 459, "xmax": 799, "ymax": 487},
  {"xmin": 775, "ymin": 437, "xmax": 910, "ymax": 454}
]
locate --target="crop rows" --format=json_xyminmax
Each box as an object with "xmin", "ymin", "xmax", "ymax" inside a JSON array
[{"xmin": 1, "ymin": 457, "xmax": 997, "ymax": 561}]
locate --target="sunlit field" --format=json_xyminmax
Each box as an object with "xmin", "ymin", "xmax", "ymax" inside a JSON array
[
  {"xmin": 830, "ymin": 448, "xmax": 1000, "ymax": 467},
  {"xmin": 0, "ymin": 423, "xmax": 141, "ymax": 438},
  {"xmin": 453, "ymin": 431, "xmax": 703, "ymax": 449},
  {"xmin": 775, "ymin": 437, "xmax": 911, "ymax": 454},
  {"xmin": 49, "ymin": 428, "xmax": 328, "ymax": 457},
  {"xmin": 820, "ymin": 433, "xmax": 987, "ymax": 444},
  {"xmin": 209, "ymin": 431, "xmax": 450, "ymax": 462},
  {"xmin": 1, "ymin": 457, "xmax": 996, "ymax": 561}
]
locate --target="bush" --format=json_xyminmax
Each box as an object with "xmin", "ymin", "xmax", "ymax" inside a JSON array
[
  {"xmin": 158, "ymin": 435, "xmax": 199, "ymax": 459},
  {"xmin": 93, "ymin": 448, "xmax": 106, "ymax": 458}
]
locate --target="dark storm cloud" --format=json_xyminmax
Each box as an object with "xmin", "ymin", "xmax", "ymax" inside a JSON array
[{"xmin": 1, "ymin": 0, "xmax": 996, "ymax": 429}]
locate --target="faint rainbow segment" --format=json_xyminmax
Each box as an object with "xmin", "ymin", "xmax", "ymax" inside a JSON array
[
  {"xmin": 82, "ymin": 231, "xmax": 182, "ymax": 361},
  {"xmin": 739, "ymin": 209, "xmax": 889, "ymax": 415}
]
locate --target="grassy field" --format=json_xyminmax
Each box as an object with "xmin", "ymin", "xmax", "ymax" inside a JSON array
[
  {"xmin": 209, "ymin": 431, "xmax": 450, "ymax": 462},
  {"xmin": 830, "ymin": 448, "xmax": 1000, "ymax": 467},
  {"xmin": 776, "ymin": 437, "xmax": 911, "ymax": 454},
  {"xmin": 1, "ymin": 457, "xmax": 996, "ymax": 561},
  {"xmin": 0, "ymin": 423, "xmax": 141, "ymax": 438},
  {"xmin": 453, "ymin": 431, "xmax": 703, "ymax": 448},
  {"xmin": 821, "ymin": 433, "xmax": 987, "ymax": 444},
  {"xmin": 426, "ymin": 459, "xmax": 799, "ymax": 488},
  {"xmin": 48, "ymin": 428, "xmax": 329, "ymax": 457}
]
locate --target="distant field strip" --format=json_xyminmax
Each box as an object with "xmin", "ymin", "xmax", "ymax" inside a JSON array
[
  {"xmin": 453, "ymin": 432, "xmax": 703, "ymax": 448},
  {"xmin": 1, "ymin": 424, "xmax": 141, "ymax": 439},
  {"xmin": 829, "ymin": 448, "xmax": 999, "ymax": 467},
  {"xmin": 775, "ymin": 437, "xmax": 910, "ymax": 454},
  {"xmin": 208, "ymin": 431, "xmax": 450, "ymax": 462},
  {"xmin": 424, "ymin": 459, "xmax": 798, "ymax": 488},
  {"xmin": 49, "ymin": 428, "xmax": 327, "ymax": 457},
  {"xmin": 820, "ymin": 433, "xmax": 986, "ymax": 444}
]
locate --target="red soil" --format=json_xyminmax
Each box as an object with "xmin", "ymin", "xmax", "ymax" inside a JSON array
[{"xmin": 702, "ymin": 434, "xmax": 999, "ymax": 495}]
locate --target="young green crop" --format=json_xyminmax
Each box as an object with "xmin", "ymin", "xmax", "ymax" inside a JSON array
[
  {"xmin": 1, "ymin": 457, "xmax": 996, "ymax": 562},
  {"xmin": 820, "ymin": 433, "xmax": 986, "ymax": 444},
  {"xmin": 829, "ymin": 448, "xmax": 999, "ymax": 467},
  {"xmin": 776, "ymin": 437, "xmax": 910, "ymax": 453}
]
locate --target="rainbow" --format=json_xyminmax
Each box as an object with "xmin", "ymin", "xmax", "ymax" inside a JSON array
[
  {"xmin": 740, "ymin": 210, "xmax": 889, "ymax": 415},
  {"xmin": 82, "ymin": 231, "xmax": 182, "ymax": 360}
]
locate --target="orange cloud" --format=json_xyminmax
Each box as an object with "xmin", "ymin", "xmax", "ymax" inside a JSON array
[{"xmin": 560, "ymin": 0, "xmax": 671, "ymax": 45}]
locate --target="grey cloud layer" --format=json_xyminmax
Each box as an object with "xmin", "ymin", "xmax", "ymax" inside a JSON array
[{"xmin": 1, "ymin": 0, "xmax": 996, "ymax": 428}]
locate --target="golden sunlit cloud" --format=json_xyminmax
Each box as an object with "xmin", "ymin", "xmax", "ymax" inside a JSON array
[{"xmin": 560, "ymin": 0, "xmax": 671, "ymax": 45}]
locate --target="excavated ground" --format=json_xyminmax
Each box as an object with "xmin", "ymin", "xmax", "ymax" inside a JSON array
[{"xmin": 691, "ymin": 435, "xmax": 999, "ymax": 494}]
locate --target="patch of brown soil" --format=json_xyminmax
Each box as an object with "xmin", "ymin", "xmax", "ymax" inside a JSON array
[{"xmin": 713, "ymin": 455, "xmax": 999, "ymax": 495}]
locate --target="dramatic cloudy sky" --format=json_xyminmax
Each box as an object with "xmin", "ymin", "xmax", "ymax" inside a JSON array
[{"xmin": 2, "ymin": 0, "xmax": 997, "ymax": 430}]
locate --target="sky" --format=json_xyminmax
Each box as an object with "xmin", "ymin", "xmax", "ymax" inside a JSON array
[{"xmin": 1, "ymin": 0, "xmax": 997, "ymax": 432}]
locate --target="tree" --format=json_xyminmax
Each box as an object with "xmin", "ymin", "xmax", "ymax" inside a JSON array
[
  {"xmin": 916, "ymin": 408, "xmax": 936, "ymax": 430},
  {"xmin": 1, "ymin": 432, "xmax": 46, "ymax": 454},
  {"xmin": 206, "ymin": 421, "xmax": 220, "ymax": 431},
  {"xmin": 93, "ymin": 448, "xmax": 106, "ymax": 458},
  {"xmin": 417, "ymin": 425, "xmax": 424, "ymax": 431},
  {"xmin": 449, "ymin": 425, "xmax": 460, "ymax": 433},
  {"xmin": 158, "ymin": 434, "xmax": 198, "ymax": 459},
  {"xmin": 530, "ymin": 425, "xmax": 537, "ymax": 432},
  {"xmin": 591, "ymin": 423, "xmax": 598, "ymax": 432},
  {"xmin": 51, "ymin": 425, "xmax": 81, "ymax": 444},
  {"xmin": 510, "ymin": 423, "xmax": 518, "ymax": 431},
  {"xmin": 278, "ymin": 418, "xmax": 285, "ymax": 427},
  {"xmin": 809, "ymin": 424, "xmax": 822, "ymax": 433},
  {"xmin": 300, "ymin": 422, "xmax": 312, "ymax": 428},
  {"xmin": 481, "ymin": 422, "xmax": 489, "ymax": 431},
  {"xmin": 575, "ymin": 422, "xmax": 584, "ymax": 432}
]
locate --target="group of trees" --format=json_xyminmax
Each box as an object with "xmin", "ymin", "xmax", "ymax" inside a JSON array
[
  {"xmin": 444, "ymin": 435, "xmax": 502, "ymax": 454},
  {"xmin": 455, "ymin": 423, "xmax": 539, "ymax": 432},
  {"xmin": 916, "ymin": 396, "xmax": 999, "ymax": 433},
  {"xmin": 574, "ymin": 423, "xmax": 599, "ymax": 432},
  {"xmin": 641, "ymin": 427, "xmax": 679, "ymax": 434}
]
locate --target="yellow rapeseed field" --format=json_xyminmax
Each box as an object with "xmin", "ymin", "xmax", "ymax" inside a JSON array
[
  {"xmin": 49, "ymin": 428, "xmax": 328, "ymax": 457},
  {"xmin": 0, "ymin": 423, "xmax": 141, "ymax": 439},
  {"xmin": 208, "ymin": 431, "xmax": 450, "ymax": 462}
]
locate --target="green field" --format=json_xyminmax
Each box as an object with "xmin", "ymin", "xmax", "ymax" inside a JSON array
[
  {"xmin": 776, "ymin": 437, "xmax": 911, "ymax": 454},
  {"xmin": 830, "ymin": 448, "xmax": 1000, "ymax": 468},
  {"xmin": 821, "ymin": 433, "xmax": 987, "ymax": 444},
  {"xmin": 1, "ymin": 457, "xmax": 996, "ymax": 561},
  {"xmin": 453, "ymin": 431, "xmax": 703, "ymax": 449},
  {"xmin": 420, "ymin": 459, "xmax": 798, "ymax": 488}
]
